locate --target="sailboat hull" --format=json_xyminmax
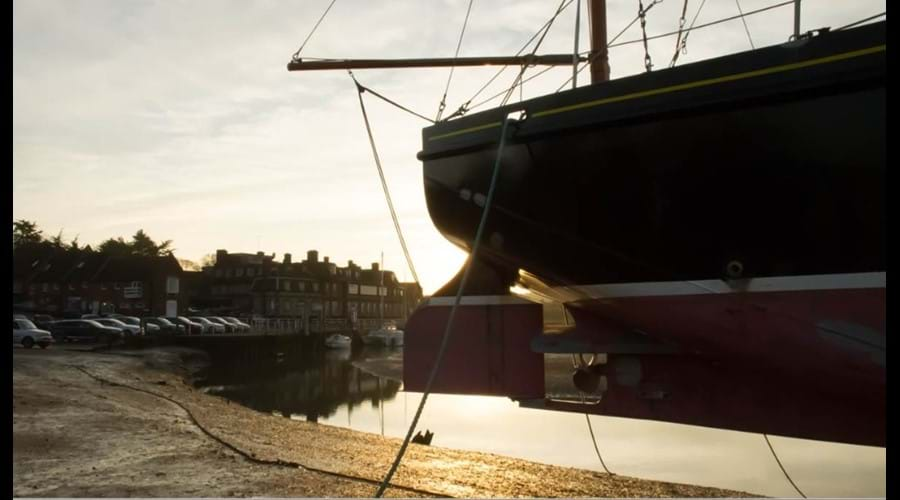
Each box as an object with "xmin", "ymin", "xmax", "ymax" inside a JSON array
[{"xmin": 409, "ymin": 23, "xmax": 885, "ymax": 445}]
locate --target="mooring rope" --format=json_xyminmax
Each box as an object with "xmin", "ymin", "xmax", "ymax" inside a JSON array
[
  {"xmin": 763, "ymin": 434, "xmax": 807, "ymax": 498},
  {"xmin": 374, "ymin": 117, "xmax": 514, "ymax": 497},
  {"xmin": 350, "ymin": 71, "xmax": 422, "ymax": 286},
  {"xmin": 71, "ymin": 364, "xmax": 449, "ymax": 498}
]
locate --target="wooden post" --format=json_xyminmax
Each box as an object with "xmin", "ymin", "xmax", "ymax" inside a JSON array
[{"xmin": 588, "ymin": 0, "xmax": 610, "ymax": 83}]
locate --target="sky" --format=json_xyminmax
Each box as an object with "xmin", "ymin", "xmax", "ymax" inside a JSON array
[{"xmin": 13, "ymin": 0, "xmax": 886, "ymax": 294}]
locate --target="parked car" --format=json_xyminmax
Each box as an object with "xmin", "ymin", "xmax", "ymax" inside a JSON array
[
  {"xmin": 188, "ymin": 317, "xmax": 224, "ymax": 334},
  {"xmin": 33, "ymin": 314, "xmax": 56, "ymax": 331},
  {"xmin": 13, "ymin": 318, "xmax": 55, "ymax": 349},
  {"xmin": 110, "ymin": 315, "xmax": 159, "ymax": 335},
  {"xmin": 143, "ymin": 317, "xmax": 180, "ymax": 335},
  {"xmin": 223, "ymin": 316, "xmax": 252, "ymax": 333},
  {"xmin": 93, "ymin": 318, "xmax": 141, "ymax": 337},
  {"xmin": 205, "ymin": 316, "xmax": 238, "ymax": 333},
  {"xmin": 48, "ymin": 319, "xmax": 124, "ymax": 344},
  {"xmin": 166, "ymin": 316, "xmax": 204, "ymax": 335}
]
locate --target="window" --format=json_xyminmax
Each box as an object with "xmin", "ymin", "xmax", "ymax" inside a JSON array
[
  {"xmin": 283, "ymin": 281, "xmax": 291, "ymax": 291},
  {"xmin": 42, "ymin": 283, "xmax": 48, "ymax": 292},
  {"xmin": 312, "ymin": 282, "xmax": 319, "ymax": 292},
  {"xmin": 235, "ymin": 267, "xmax": 244, "ymax": 277},
  {"xmin": 52, "ymin": 283, "xmax": 59, "ymax": 291},
  {"xmin": 225, "ymin": 268, "xmax": 233, "ymax": 278},
  {"xmin": 166, "ymin": 276, "xmax": 179, "ymax": 294},
  {"xmin": 247, "ymin": 267, "xmax": 255, "ymax": 277}
]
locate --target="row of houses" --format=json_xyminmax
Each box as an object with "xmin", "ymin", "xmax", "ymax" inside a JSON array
[{"xmin": 13, "ymin": 247, "xmax": 423, "ymax": 333}]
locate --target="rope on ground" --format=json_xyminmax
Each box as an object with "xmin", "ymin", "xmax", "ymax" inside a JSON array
[
  {"xmin": 763, "ymin": 434, "xmax": 807, "ymax": 498},
  {"xmin": 292, "ymin": 0, "xmax": 339, "ymax": 61},
  {"xmin": 374, "ymin": 117, "xmax": 514, "ymax": 497},
  {"xmin": 350, "ymin": 71, "xmax": 421, "ymax": 286},
  {"xmin": 70, "ymin": 365, "xmax": 449, "ymax": 498},
  {"xmin": 585, "ymin": 414, "xmax": 613, "ymax": 474},
  {"xmin": 436, "ymin": 0, "xmax": 476, "ymax": 121}
]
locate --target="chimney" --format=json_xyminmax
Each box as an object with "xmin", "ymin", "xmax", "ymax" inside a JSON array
[
  {"xmin": 216, "ymin": 249, "xmax": 228, "ymax": 263},
  {"xmin": 256, "ymin": 251, "xmax": 264, "ymax": 257},
  {"xmin": 372, "ymin": 262, "xmax": 380, "ymax": 271},
  {"xmin": 348, "ymin": 260, "xmax": 354, "ymax": 268},
  {"xmin": 307, "ymin": 250, "xmax": 319, "ymax": 263},
  {"xmin": 283, "ymin": 253, "xmax": 292, "ymax": 265},
  {"xmin": 323, "ymin": 256, "xmax": 329, "ymax": 264}
]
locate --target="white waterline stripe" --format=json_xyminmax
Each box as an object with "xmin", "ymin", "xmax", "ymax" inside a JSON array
[
  {"xmin": 556, "ymin": 272, "xmax": 886, "ymax": 298},
  {"xmin": 426, "ymin": 295, "xmax": 536, "ymax": 306}
]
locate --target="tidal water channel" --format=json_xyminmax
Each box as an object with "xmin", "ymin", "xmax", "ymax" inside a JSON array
[{"xmin": 197, "ymin": 347, "xmax": 885, "ymax": 497}]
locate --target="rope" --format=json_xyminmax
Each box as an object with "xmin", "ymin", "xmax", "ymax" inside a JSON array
[
  {"xmin": 669, "ymin": 0, "xmax": 689, "ymax": 67},
  {"xmin": 585, "ymin": 414, "xmax": 613, "ymax": 474},
  {"xmin": 638, "ymin": 0, "xmax": 655, "ymax": 72},
  {"xmin": 500, "ymin": 0, "xmax": 569, "ymax": 107},
  {"xmin": 353, "ymin": 77, "xmax": 435, "ymax": 123},
  {"xmin": 446, "ymin": 0, "xmax": 574, "ymax": 120},
  {"xmin": 734, "ymin": 0, "xmax": 755, "ymax": 49},
  {"xmin": 836, "ymin": 12, "xmax": 886, "ymax": 31},
  {"xmin": 71, "ymin": 365, "xmax": 447, "ymax": 498},
  {"xmin": 554, "ymin": 1, "xmax": 659, "ymax": 92},
  {"xmin": 292, "ymin": 0, "xmax": 339, "ymax": 61},
  {"xmin": 436, "ymin": 0, "xmax": 476, "ymax": 121},
  {"xmin": 763, "ymin": 434, "xmax": 807, "ymax": 498},
  {"xmin": 351, "ymin": 72, "xmax": 421, "ymax": 286},
  {"xmin": 678, "ymin": 0, "xmax": 708, "ymax": 59},
  {"xmin": 609, "ymin": 0, "xmax": 793, "ymax": 48},
  {"xmin": 374, "ymin": 117, "xmax": 514, "ymax": 497}
]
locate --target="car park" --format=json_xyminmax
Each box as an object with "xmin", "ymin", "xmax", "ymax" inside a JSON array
[
  {"xmin": 13, "ymin": 318, "xmax": 55, "ymax": 349},
  {"xmin": 48, "ymin": 319, "xmax": 124, "ymax": 344},
  {"xmin": 223, "ymin": 316, "xmax": 252, "ymax": 333},
  {"xmin": 143, "ymin": 317, "xmax": 180, "ymax": 335},
  {"xmin": 166, "ymin": 316, "xmax": 204, "ymax": 335},
  {"xmin": 205, "ymin": 316, "xmax": 237, "ymax": 333},
  {"xmin": 188, "ymin": 317, "xmax": 224, "ymax": 334},
  {"xmin": 93, "ymin": 318, "xmax": 141, "ymax": 337}
]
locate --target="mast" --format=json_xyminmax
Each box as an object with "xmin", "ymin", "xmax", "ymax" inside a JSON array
[{"xmin": 587, "ymin": 0, "xmax": 610, "ymax": 83}]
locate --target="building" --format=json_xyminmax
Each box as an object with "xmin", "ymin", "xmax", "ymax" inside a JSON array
[
  {"xmin": 13, "ymin": 248, "xmax": 184, "ymax": 317},
  {"xmin": 193, "ymin": 249, "xmax": 422, "ymax": 333}
]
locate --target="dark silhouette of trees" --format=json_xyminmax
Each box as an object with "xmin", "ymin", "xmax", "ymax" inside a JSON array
[{"xmin": 14, "ymin": 220, "xmax": 175, "ymax": 258}]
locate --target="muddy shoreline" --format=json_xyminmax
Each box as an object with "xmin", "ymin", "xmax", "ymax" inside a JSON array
[{"xmin": 13, "ymin": 346, "xmax": 757, "ymax": 497}]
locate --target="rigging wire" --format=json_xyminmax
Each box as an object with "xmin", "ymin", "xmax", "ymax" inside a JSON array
[
  {"xmin": 445, "ymin": 0, "xmax": 575, "ymax": 120},
  {"xmin": 835, "ymin": 12, "xmax": 886, "ymax": 31},
  {"xmin": 638, "ymin": 0, "xmax": 655, "ymax": 72},
  {"xmin": 669, "ymin": 0, "xmax": 689, "ymax": 67},
  {"xmin": 349, "ymin": 71, "xmax": 421, "ymax": 286},
  {"xmin": 374, "ymin": 117, "xmax": 514, "ymax": 497},
  {"xmin": 609, "ymin": 0, "xmax": 794, "ymax": 48},
  {"xmin": 292, "ymin": 0, "xmax": 339, "ymax": 60},
  {"xmin": 763, "ymin": 434, "xmax": 807, "ymax": 498},
  {"xmin": 554, "ymin": 1, "xmax": 659, "ymax": 92},
  {"xmin": 677, "ymin": 0, "xmax": 708, "ymax": 59},
  {"xmin": 354, "ymin": 79, "xmax": 435, "ymax": 123},
  {"xmin": 436, "ymin": 0, "xmax": 476, "ymax": 121},
  {"xmin": 734, "ymin": 0, "xmax": 755, "ymax": 49},
  {"xmin": 500, "ymin": 0, "xmax": 570, "ymax": 106}
]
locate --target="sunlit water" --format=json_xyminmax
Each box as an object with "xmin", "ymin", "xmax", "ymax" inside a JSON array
[{"xmin": 199, "ymin": 348, "xmax": 885, "ymax": 497}]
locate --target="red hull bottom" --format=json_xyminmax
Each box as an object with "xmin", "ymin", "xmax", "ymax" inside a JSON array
[{"xmin": 404, "ymin": 281, "xmax": 885, "ymax": 447}]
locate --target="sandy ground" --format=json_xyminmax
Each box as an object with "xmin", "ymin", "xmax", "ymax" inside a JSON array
[{"xmin": 13, "ymin": 346, "xmax": 757, "ymax": 498}]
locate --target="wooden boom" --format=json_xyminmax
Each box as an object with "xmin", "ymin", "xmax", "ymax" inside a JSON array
[{"xmin": 287, "ymin": 54, "xmax": 586, "ymax": 71}]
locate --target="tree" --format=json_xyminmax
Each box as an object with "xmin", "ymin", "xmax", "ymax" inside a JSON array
[
  {"xmin": 13, "ymin": 219, "xmax": 44, "ymax": 249},
  {"xmin": 200, "ymin": 253, "xmax": 217, "ymax": 268},
  {"xmin": 177, "ymin": 259, "xmax": 201, "ymax": 271},
  {"xmin": 49, "ymin": 229, "xmax": 66, "ymax": 249},
  {"xmin": 98, "ymin": 237, "xmax": 131, "ymax": 256}
]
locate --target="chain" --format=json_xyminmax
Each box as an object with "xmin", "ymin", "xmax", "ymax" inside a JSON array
[
  {"xmin": 669, "ymin": 0, "xmax": 689, "ymax": 67},
  {"xmin": 638, "ymin": 0, "xmax": 653, "ymax": 72}
]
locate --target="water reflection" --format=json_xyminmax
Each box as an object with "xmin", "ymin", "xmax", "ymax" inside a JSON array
[
  {"xmin": 201, "ymin": 347, "xmax": 401, "ymax": 424},
  {"xmin": 198, "ymin": 348, "xmax": 885, "ymax": 497}
]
